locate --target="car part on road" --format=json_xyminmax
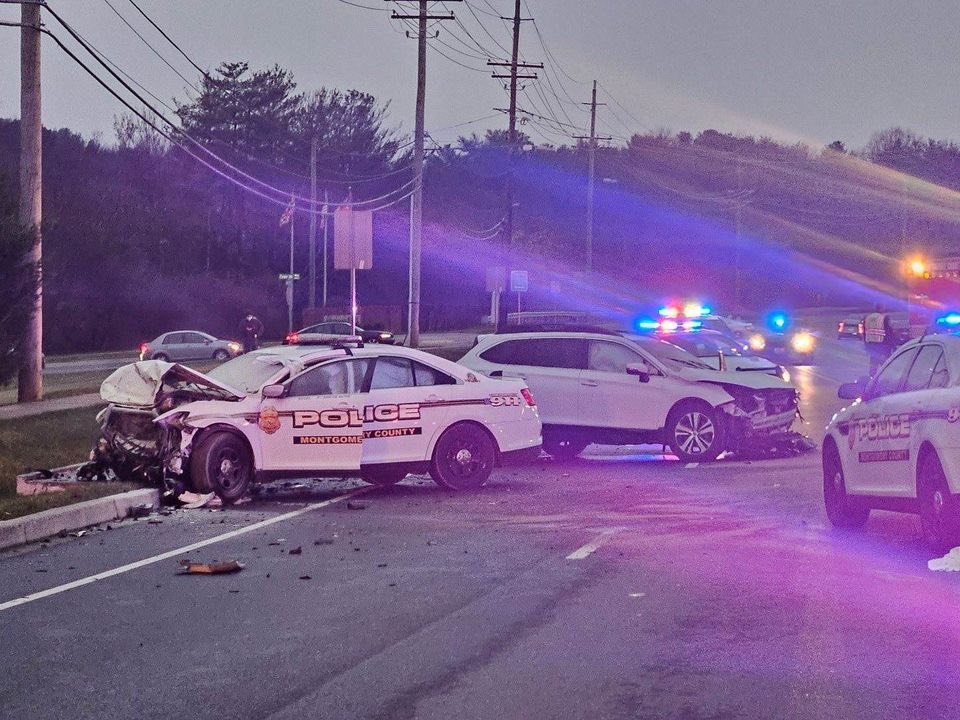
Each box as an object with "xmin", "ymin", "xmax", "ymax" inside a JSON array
[
  {"xmin": 917, "ymin": 451, "xmax": 960, "ymax": 552},
  {"xmin": 822, "ymin": 442, "xmax": 870, "ymax": 529},
  {"xmin": 542, "ymin": 431, "xmax": 588, "ymax": 461},
  {"xmin": 430, "ymin": 422, "xmax": 496, "ymax": 490},
  {"xmin": 178, "ymin": 559, "xmax": 244, "ymax": 575}
]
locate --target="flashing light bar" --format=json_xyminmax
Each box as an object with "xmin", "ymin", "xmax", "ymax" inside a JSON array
[{"xmin": 937, "ymin": 313, "xmax": 960, "ymax": 326}]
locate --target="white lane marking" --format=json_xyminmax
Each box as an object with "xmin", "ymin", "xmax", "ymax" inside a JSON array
[
  {"xmin": 0, "ymin": 487, "xmax": 369, "ymax": 613},
  {"xmin": 685, "ymin": 462, "xmax": 699, "ymax": 469},
  {"xmin": 566, "ymin": 527, "xmax": 622, "ymax": 560}
]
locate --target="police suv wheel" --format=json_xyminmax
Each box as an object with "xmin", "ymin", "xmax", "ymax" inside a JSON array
[
  {"xmin": 361, "ymin": 466, "xmax": 408, "ymax": 486},
  {"xmin": 822, "ymin": 442, "xmax": 869, "ymax": 529},
  {"xmin": 667, "ymin": 403, "xmax": 723, "ymax": 463},
  {"xmin": 191, "ymin": 432, "xmax": 253, "ymax": 504},
  {"xmin": 918, "ymin": 452, "xmax": 960, "ymax": 552},
  {"xmin": 430, "ymin": 423, "xmax": 496, "ymax": 490}
]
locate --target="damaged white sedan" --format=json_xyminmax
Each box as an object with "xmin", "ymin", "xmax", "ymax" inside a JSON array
[{"xmin": 92, "ymin": 338, "xmax": 542, "ymax": 502}]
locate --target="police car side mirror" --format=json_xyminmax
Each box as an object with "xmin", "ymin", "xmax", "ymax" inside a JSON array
[
  {"xmin": 262, "ymin": 384, "xmax": 285, "ymax": 399},
  {"xmin": 626, "ymin": 363, "xmax": 651, "ymax": 384},
  {"xmin": 837, "ymin": 377, "xmax": 868, "ymax": 400}
]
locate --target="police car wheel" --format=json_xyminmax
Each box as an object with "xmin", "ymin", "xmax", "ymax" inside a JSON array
[
  {"xmin": 191, "ymin": 432, "xmax": 253, "ymax": 504},
  {"xmin": 822, "ymin": 443, "xmax": 869, "ymax": 529},
  {"xmin": 430, "ymin": 423, "xmax": 496, "ymax": 491},
  {"xmin": 543, "ymin": 433, "xmax": 587, "ymax": 461},
  {"xmin": 361, "ymin": 466, "xmax": 408, "ymax": 486},
  {"xmin": 918, "ymin": 452, "xmax": 960, "ymax": 552},
  {"xmin": 668, "ymin": 403, "xmax": 723, "ymax": 463}
]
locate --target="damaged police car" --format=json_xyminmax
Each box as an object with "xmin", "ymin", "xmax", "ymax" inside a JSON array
[{"xmin": 91, "ymin": 337, "xmax": 541, "ymax": 502}]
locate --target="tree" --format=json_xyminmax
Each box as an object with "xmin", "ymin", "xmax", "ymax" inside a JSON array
[{"xmin": 0, "ymin": 173, "xmax": 34, "ymax": 385}]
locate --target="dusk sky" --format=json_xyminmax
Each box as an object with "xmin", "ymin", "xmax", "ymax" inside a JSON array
[{"xmin": 1, "ymin": 0, "xmax": 959, "ymax": 151}]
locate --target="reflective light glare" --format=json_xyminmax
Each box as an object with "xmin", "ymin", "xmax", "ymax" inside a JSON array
[
  {"xmin": 683, "ymin": 303, "xmax": 703, "ymax": 317},
  {"xmin": 659, "ymin": 306, "xmax": 679, "ymax": 319},
  {"xmin": 791, "ymin": 331, "xmax": 816, "ymax": 353},
  {"xmin": 937, "ymin": 313, "xmax": 960, "ymax": 326},
  {"xmin": 748, "ymin": 333, "xmax": 767, "ymax": 351},
  {"xmin": 682, "ymin": 320, "xmax": 702, "ymax": 330},
  {"xmin": 637, "ymin": 319, "xmax": 660, "ymax": 330},
  {"xmin": 660, "ymin": 319, "xmax": 680, "ymax": 332},
  {"xmin": 910, "ymin": 259, "xmax": 926, "ymax": 277}
]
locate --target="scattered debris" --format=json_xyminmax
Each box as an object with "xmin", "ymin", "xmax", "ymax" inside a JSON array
[
  {"xmin": 314, "ymin": 539, "xmax": 334, "ymax": 546},
  {"xmin": 147, "ymin": 518, "xmax": 163, "ymax": 525},
  {"xmin": 72, "ymin": 530, "xmax": 88, "ymax": 538},
  {"xmin": 299, "ymin": 575, "xmax": 312, "ymax": 580},
  {"xmin": 377, "ymin": 563, "xmax": 388, "ymax": 568},
  {"xmin": 288, "ymin": 546, "xmax": 302, "ymax": 555},
  {"xmin": 178, "ymin": 559, "xmax": 244, "ymax": 575},
  {"xmin": 346, "ymin": 501, "xmax": 368, "ymax": 510},
  {"xmin": 127, "ymin": 503, "xmax": 153, "ymax": 519},
  {"xmin": 269, "ymin": 538, "xmax": 286, "ymax": 546},
  {"xmin": 928, "ymin": 547, "xmax": 960, "ymax": 572},
  {"xmin": 177, "ymin": 491, "xmax": 219, "ymax": 509},
  {"xmin": 628, "ymin": 592, "xmax": 647, "ymax": 599}
]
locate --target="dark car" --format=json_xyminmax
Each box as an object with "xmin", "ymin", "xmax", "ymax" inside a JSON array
[
  {"xmin": 284, "ymin": 321, "xmax": 395, "ymax": 345},
  {"xmin": 837, "ymin": 314, "xmax": 863, "ymax": 339}
]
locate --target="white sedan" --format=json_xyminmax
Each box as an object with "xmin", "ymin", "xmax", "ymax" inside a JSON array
[
  {"xmin": 824, "ymin": 334, "xmax": 960, "ymax": 549},
  {"xmin": 96, "ymin": 338, "xmax": 542, "ymax": 502}
]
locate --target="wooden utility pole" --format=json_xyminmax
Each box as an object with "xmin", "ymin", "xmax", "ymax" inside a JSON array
[
  {"xmin": 308, "ymin": 136, "xmax": 318, "ymax": 309},
  {"xmin": 390, "ymin": 0, "xmax": 459, "ymax": 347},
  {"xmin": 19, "ymin": 0, "xmax": 42, "ymax": 402},
  {"xmin": 489, "ymin": 0, "xmax": 540, "ymax": 329},
  {"xmin": 322, "ymin": 187, "xmax": 329, "ymax": 306},
  {"xmin": 574, "ymin": 81, "xmax": 609, "ymax": 275}
]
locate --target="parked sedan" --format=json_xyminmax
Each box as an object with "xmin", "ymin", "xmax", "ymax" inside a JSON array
[
  {"xmin": 139, "ymin": 331, "xmax": 242, "ymax": 362},
  {"xmin": 837, "ymin": 314, "xmax": 864, "ymax": 340},
  {"xmin": 286, "ymin": 321, "xmax": 395, "ymax": 345}
]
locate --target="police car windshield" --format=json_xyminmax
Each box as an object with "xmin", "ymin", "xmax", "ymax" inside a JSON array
[
  {"xmin": 625, "ymin": 335, "xmax": 713, "ymax": 371},
  {"xmin": 207, "ymin": 352, "xmax": 288, "ymax": 393}
]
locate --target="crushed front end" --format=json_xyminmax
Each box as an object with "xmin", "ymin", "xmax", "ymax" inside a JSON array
[{"xmin": 716, "ymin": 384, "xmax": 804, "ymax": 454}]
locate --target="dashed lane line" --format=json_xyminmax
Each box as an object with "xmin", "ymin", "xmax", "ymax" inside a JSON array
[
  {"xmin": 0, "ymin": 487, "xmax": 370, "ymax": 613},
  {"xmin": 566, "ymin": 527, "xmax": 623, "ymax": 560}
]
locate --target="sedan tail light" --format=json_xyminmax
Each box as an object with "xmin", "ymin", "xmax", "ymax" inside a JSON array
[
  {"xmin": 520, "ymin": 387, "xmax": 536, "ymax": 407},
  {"xmin": 139, "ymin": 342, "xmax": 148, "ymax": 358}
]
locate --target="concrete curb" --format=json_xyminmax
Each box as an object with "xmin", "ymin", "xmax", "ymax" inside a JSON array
[{"xmin": 0, "ymin": 488, "xmax": 160, "ymax": 551}]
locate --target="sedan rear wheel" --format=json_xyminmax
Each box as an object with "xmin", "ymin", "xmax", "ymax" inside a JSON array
[
  {"xmin": 213, "ymin": 349, "xmax": 229, "ymax": 361},
  {"xmin": 918, "ymin": 452, "xmax": 960, "ymax": 552},
  {"xmin": 152, "ymin": 352, "xmax": 169, "ymax": 362},
  {"xmin": 430, "ymin": 423, "xmax": 496, "ymax": 490},
  {"xmin": 190, "ymin": 432, "xmax": 253, "ymax": 504},
  {"xmin": 668, "ymin": 403, "xmax": 723, "ymax": 463}
]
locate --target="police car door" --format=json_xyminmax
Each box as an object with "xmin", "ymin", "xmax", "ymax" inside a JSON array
[
  {"xmin": 361, "ymin": 355, "xmax": 447, "ymax": 464},
  {"xmin": 256, "ymin": 358, "xmax": 367, "ymax": 473},
  {"xmin": 843, "ymin": 347, "xmax": 919, "ymax": 495}
]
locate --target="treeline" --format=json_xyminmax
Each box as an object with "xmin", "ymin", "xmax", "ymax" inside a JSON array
[{"xmin": 3, "ymin": 60, "xmax": 960, "ymax": 353}]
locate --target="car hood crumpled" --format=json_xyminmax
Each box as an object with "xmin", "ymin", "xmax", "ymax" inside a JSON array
[
  {"xmin": 100, "ymin": 360, "xmax": 245, "ymax": 407},
  {"xmin": 674, "ymin": 366, "xmax": 794, "ymax": 391}
]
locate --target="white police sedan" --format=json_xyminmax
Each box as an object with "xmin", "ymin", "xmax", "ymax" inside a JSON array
[
  {"xmin": 96, "ymin": 337, "xmax": 541, "ymax": 502},
  {"xmin": 823, "ymin": 334, "xmax": 960, "ymax": 549}
]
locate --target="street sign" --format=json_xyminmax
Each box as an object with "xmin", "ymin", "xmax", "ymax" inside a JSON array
[
  {"xmin": 278, "ymin": 273, "xmax": 301, "ymax": 280},
  {"xmin": 486, "ymin": 266, "xmax": 506, "ymax": 292},
  {"xmin": 334, "ymin": 206, "xmax": 374, "ymax": 270},
  {"xmin": 510, "ymin": 270, "xmax": 529, "ymax": 293}
]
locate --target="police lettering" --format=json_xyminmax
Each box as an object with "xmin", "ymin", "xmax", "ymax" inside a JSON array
[
  {"xmin": 853, "ymin": 413, "xmax": 911, "ymax": 445},
  {"xmin": 291, "ymin": 403, "xmax": 421, "ymax": 429}
]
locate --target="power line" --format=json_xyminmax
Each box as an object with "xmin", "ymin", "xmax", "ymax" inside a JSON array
[{"xmin": 123, "ymin": 0, "xmax": 208, "ymax": 79}]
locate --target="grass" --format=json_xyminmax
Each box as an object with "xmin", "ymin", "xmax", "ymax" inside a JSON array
[{"xmin": 0, "ymin": 407, "xmax": 140, "ymax": 520}]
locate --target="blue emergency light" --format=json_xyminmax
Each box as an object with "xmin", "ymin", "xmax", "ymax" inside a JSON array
[
  {"xmin": 937, "ymin": 312, "xmax": 960, "ymax": 326},
  {"xmin": 768, "ymin": 312, "xmax": 789, "ymax": 331}
]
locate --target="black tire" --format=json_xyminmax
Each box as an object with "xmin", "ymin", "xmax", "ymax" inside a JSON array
[
  {"xmin": 918, "ymin": 451, "xmax": 960, "ymax": 552},
  {"xmin": 190, "ymin": 432, "xmax": 253, "ymax": 504},
  {"xmin": 152, "ymin": 352, "xmax": 169, "ymax": 362},
  {"xmin": 361, "ymin": 465, "xmax": 408, "ymax": 486},
  {"xmin": 429, "ymin": 423, "xmax": 496, "ymax": 490},
  {"xmin": 667, "ymin": 402, "xmax": 724, "ymax": 463},
  {"xmin": 543, "ymin": 432, "xmax": 587, "ymax": 461},
  {"xmin": 822, "ymin": 441, "xmax": 869, "ymax": 529},
  {"xmin": 213, "ymin": 349, "xmax": 230, "ymax": 361}
]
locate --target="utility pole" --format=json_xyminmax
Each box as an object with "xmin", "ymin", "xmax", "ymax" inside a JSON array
[
  {"xmin": 308, "ymin": 136, "xmax": 318, "ymax": 310},
  {"xmin": 389, "ymin": 0, "xmax": 460, "ymax": 347},
  {"xmin": 489, "ymin": 0, "xmax": 541, "ymax": 329},
  {"xmin": 574, "ymin": 80, "xmax": 609, "ymax": 275},
  {"xmin": 322, "ymin": 187, "xmax": 329, "ymax": 306},
  {"xmin": 733, "ymin": 160, "xmax": 744, "ymax": 311},
  {"xmin": 19, "ymin": 0, "xmax": 42, "ymax": 402}
]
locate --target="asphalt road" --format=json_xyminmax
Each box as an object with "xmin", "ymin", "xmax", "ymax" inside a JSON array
[{"xmin": 3, "ymin": 335, "xmax": 958, "ymax": 720}]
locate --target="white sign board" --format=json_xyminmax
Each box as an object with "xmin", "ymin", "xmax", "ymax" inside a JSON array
[
  {"xmin": 510, "ymin": 270, "xmax": 529, "ymax": 293},
  {"xmin": 334, "ymin": 206, "xmax": 373, "ymax": 270}
]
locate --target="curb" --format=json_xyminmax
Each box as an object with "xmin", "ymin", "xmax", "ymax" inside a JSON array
[{"xmin": 0, "ymin": 488, "xmax": 160, "ymax": 551}]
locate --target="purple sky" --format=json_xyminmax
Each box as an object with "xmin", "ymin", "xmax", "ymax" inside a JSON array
[{"xmin": 1, "ymin": 0, "xmax": 959, "ymax": 150}]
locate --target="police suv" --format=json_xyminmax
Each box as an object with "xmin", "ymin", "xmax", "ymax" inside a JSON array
[
  {"xmin": 823, "ymin": 334, "xmax": 960, "ymax": 549},
  {"xmin": 96, "ymin": 337, "xmax": 541, "ymax": 502}
]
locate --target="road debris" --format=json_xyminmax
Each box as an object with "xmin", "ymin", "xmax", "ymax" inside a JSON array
[
  {"xmin": 299, "ymin": 574, "xmax": 312, "ymax": 580},
  {"xmin": 346, "ymin": 501, "xmax": 368, "ymax": 510},
  {"xmin": 178, "ymin": 559, "xmax": 244, "ymax": 575},
  {"xmin": 127, "ymin": 503, "xmax": 153, "ymax": 519},
  {"xmin": 177, "ymin": 491, "xmax": 219, "ymax": 509},
  {"xmin": 288, "ymin": 546, "xmax": 302, "ymax": 555},
  {"xmin": 928, "ymin": 547, "xmax": 960, "ymax": 572}
]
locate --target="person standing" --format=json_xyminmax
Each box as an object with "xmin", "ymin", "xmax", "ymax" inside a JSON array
[
  {"xmin": 863, "ymin": 305, "xmax": 894, "ymax": 375},
  {"xmin": 238, "ymin": 312, "xmax": 264, "ymax": 353}
]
